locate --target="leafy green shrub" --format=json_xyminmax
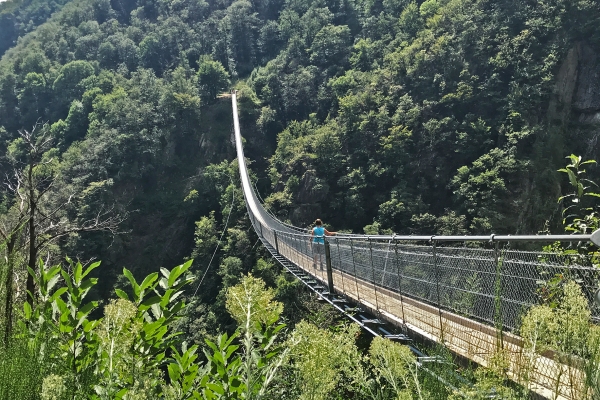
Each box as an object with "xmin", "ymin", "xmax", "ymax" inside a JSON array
[
  {"xmin": 366, "ymin": 336, "xmax": 424, "ymax": 400},
  {"xmin": 520, "ymin": 281, "xmax": 600, "ymax": 400},
  {"xmin": 6, "ymin": 258, "xmax": 194, "ymax": 399}
]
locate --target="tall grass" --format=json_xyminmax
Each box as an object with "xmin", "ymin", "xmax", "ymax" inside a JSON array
[{"xmin": 0, "ymin": 332, "xmax": 49, "ymax": 400}]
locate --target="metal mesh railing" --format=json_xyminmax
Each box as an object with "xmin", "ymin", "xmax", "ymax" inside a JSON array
[{"xmin": 259, "ymin": 231, "xmax": 600, "ymax": 330}]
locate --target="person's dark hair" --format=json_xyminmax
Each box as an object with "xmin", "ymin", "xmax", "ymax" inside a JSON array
[{"xmin": 315, "ymin": 219, "xmax": 322, "ymax": 226}]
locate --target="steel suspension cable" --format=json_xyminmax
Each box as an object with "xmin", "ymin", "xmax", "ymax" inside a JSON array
[{"xmin": 191, "ymin": 183, "xmax": 236, "ymax": 298}]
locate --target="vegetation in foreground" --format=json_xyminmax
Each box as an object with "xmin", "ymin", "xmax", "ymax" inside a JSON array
[{"xmin": 1, "ymin": 250, "xmax": 599, "ymax": 399}]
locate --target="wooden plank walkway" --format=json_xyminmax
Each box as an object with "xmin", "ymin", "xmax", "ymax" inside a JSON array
[{"xmin": 277, "ymin": 241, "xmax": 583, "ymax": 400}]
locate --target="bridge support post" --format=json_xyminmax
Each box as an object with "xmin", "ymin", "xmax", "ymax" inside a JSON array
[
  {"xmin": 432, "ymin": 239, "xmax": 445, "ymax": 343},
  {"xmin": 394, "ymin": 239, "xmax": 406, "ymax": 327},
  {"xmin": 493, "ymin": 238, "xmax": 504, "ymax": 350},
  {"xmin": 335, "ymin": 238, "xmax": 346, "ymax": 293},
  {"xmin": 368, "ymin": 238, "xmax": 380, "ymax": 313},
  {"xmin": 325, "ymin": 240, "xmax": 334, "ymax": 294},
  {"xmin": 274, "ymin": 231, "xmax": 279, "ymax": 254},
  {"xmin": 350, "ymin": 239, "xmax": 360, "ymax": 302}
]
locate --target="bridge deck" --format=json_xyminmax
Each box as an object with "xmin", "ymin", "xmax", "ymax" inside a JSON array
[{"xmin": 278, "ymin": 241, "xmax": 581, "ymax": 400}]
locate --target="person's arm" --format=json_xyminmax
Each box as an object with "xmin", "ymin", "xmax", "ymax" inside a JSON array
[
  {"xmin": 324, "ymin": 229, "xmax": 337, "ymax": 236},
  {"xmin": 310, "ymin": 228, "xmax": 314, "ymax": 241}
]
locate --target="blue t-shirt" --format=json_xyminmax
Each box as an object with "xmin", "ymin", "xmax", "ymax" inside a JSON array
[{"xmin": 313, "ymin": 227, "xmax": 325, "ymax": 244}]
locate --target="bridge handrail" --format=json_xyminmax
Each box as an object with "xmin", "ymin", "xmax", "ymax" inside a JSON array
[{"xmin": 269, "ymin": 229, "xmax": 595, "ymax": 242}]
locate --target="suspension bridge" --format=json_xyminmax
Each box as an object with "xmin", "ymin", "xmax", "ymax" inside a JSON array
[{"xmin": 231, "ymin": 92, "xmax": 600, "ymax": 399}]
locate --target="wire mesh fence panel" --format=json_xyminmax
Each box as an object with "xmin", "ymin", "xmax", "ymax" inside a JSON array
[
  {"xmin": 500, "ymin": 249, "xmax": 600, "ymax": 330},
  {"xmin": 435, "ymin": 246, "xmax": 498, "ymax": 326},
  {"xmin": 369, "ymin": 240, "xmax": 399, "ymax": 292},
  {"xmin": 395, "ymin": 244, "xmax": 437, "ymax": 306},
  {"xmin": 262, "ymin": 225, "xmax": 600, "ymax": 335}
]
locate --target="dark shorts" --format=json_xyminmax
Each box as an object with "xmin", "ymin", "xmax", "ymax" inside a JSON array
[{"xmin": 312, "ymin": 242, "xmax": 324, "ymax": 255}]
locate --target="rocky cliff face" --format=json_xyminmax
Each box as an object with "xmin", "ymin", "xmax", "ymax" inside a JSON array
[
  {"xmin": 550, "ymin": 42, "xmax": 600, "ymax": 161},
  {"xmin": 551, "ymin": 43, "xmax": 600, "ymax": 122},
  {"xmin": 574, "ymin": 44, "xmax": 600, "ymax": 116}
]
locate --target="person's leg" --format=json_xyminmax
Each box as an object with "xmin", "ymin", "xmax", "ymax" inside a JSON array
[{"xmin": 319, "ymin": 244, "xmax": 324, "ymax": 268}]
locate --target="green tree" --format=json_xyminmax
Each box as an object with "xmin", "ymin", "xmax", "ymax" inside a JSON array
[
  {"xmin": 197, "ymin": 57, "xmax": 230, "ymax": 103},
  {"xmin": 2, "ymin": 124, "xmax": 125, "ymax": 315},
  {"xmin": 52, "ymin": 61, "xmax": 95, "ymax": 118},
  {"xmin": 309, "ymin": 24, "xmax": 351, "ymax": 70}
]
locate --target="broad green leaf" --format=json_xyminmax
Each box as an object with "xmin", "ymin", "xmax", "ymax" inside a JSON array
[
  {"xmin": 123, "ymin": 268, "xmax": 141, "ymax": 301},
  {"xmin": 83, "ymin": 319, "xmax": 100, "ymax": 333},
  {"xmin": 61, "ymin": 270, "xmax": 73, "ymax": 292},
  {"xmin": 80, "ymin": 278, "xmax": 98, "ymax": 291},
  {"xmin": 51, "ymin": 287, "xmax": 68, "ymax": 301},
  {"xmin": 77, "ymin": 301, "xmax": 97, "ymax": 317},
  {"xmin": 81, "ymin": 261, "xmax": 101, "ymax": 280},
  {"xmin": 161, "ymin": 289, "xmax": 175, "ymax": 308},
  {"xmin": 206, "ymin": 383, "xmax": 225, "ymax": 395},
  {"xmin": 566, "ymin": 168, "xmax": 577, "ymax": 189},
  {"xmin": 55, "ymin": 297, "xmax": 68, "ymax": 314},
  {"xmin": 140, "ymin": 295, "xmax": 162, "ymax": 309},
  {"xmin": 225, "ymin": 344, "xmax": 239, "ymax": 359},
  {"xmin": 46, "ymin": 274, "xmax": 61, "ymax": 294},
  {"xmin": 168, "ymin": 363, "xmax": 181, "ymax": 382},
  {"xmin": 150, "ymin": 303, "xmax": 162, "ymax": 320},
  {"xmin": 168, "ymin": 260, "xmax": 194, "ymax": 287},
  {"xmin": 170, "ymin": 290, "xmax": 184, "ymax": 304},
  {"xmin": 159, "ymin": 277, "xmax": 169, "ymax": 290},
  {"xmin": 167, "ymin": 301, "xmax": 185, "ymax": 317},
  {"xmin": 140, "ymin": 272, "xmax": 158, "ymax": 291},
  {"xmin": 205, "ymin": 339, "xmax": 219, "ymax": 353},
  {"xmin": 74, "ymin": 261, "xmax": 83, "ymax": 285}
]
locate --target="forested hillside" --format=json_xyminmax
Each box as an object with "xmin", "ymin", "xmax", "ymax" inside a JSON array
[
  {"xmin": 254, "ymin": 0, "xmax": 600, "ymax": 235},
  {"xmin": 0, "ymin": 0, "xmax": 597, "ymax": 327},
  {"xmin": 0, "ymin": 0, "xmax": 73, "ymax": 57},
  {"xmin": 0, "ymin": 0, "xmax": 596, "ymax": 310}
]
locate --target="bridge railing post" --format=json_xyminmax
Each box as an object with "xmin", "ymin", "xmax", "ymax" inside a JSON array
[
  {"xmin": 432, "ymin": 238, "xmax": 444, "ymax": 343},
  {"xmin": 350, "ymin": 239, "xmax": 360, "ymax": 302},
  {"xmin": 336, "ymin": 238, "xmax": 346, "ymax": 295},
  {"xmin": 273, "ymin": 231, "xmax": 279, "ymax": 254},
  {"xmin": 325, "ymin": 239, "xmax": 334, "ymax": 294},
  {"xmin": 394, "ymin": 239, "xmax": 406, "ymax": 326},
  {"xmin": 493, "ymin": 238, "xmax": 504, "ymax": 350},
  {"xmin": 368, "ymin": 238, "xmax": 380, "ymax": 313}
]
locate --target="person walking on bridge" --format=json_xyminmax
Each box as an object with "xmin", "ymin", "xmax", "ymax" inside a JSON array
[{"xmin": 311, "ymin": 219, "xmax": 337, "ymax": 269}]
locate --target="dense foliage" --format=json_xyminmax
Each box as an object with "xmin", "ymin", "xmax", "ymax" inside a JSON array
[
  {"xmin": 0, "ymin": 0, "xmax": 598, "ymax": 303},
  {"xmin": 0, "ymin": 0, "xmax": 72, "ymax": 58},
  {"xmin": 0, "ymin": 262, "xmax": 448, "ymax": 399},
  {"xmin": 255, "ymin": 0, "xmax": 600, "ymax": 235}
]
